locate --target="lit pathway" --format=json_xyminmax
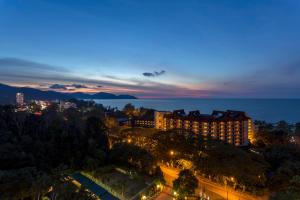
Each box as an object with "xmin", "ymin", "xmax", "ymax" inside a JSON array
[
  {"xmin": 155, "ymin": 187, "xmax": 173, "ymax": 200},
  {"xmin": 159, "ymin": 165, "xmax": 269, "ymax": 200}
]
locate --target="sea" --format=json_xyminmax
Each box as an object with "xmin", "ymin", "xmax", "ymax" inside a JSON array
[{"xmin": 94, "ymin": 98, "xmax": 300, "ymax": 123}]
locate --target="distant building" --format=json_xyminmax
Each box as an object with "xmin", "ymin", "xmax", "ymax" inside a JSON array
[
  {"xmin": 59, "ymin": 101, "xmax": 77, "ymax": 111},
  {"xmin": 154, "ymin": 110, "xmax": 254, "ymax": 146},
  {"xmin": 132, "ymin": 115, "xmax": 155, "ymax": 128},
  {"xmin": 32, "ymin": 100, "xmax": 51, "ymax": 110},
  {"xmin": 155, "ymin": 111, "xmax": 171, "ymax": 129},
  {"xmin": 16, "ymin": 93, "xmax": 24, "ymax": 106}
]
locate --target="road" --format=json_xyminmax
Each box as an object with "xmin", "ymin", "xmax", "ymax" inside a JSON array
[
  {"xmin": 155, "ymin": 187, "xmax": 173, "ymax": 200},
  {"xmin": 158, "ymin": 165, "xmax": 269, "ymax": 200}
]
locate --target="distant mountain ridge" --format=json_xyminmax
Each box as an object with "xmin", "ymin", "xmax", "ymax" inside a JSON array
[{"xmin": 0, "ymin": 83, "xmax": 137, "ymax": 104}]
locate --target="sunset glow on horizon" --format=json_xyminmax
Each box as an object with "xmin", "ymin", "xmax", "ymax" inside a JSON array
[{"xmin": 1, "ymin": 0, "xmax": 300, "ymax": 98}]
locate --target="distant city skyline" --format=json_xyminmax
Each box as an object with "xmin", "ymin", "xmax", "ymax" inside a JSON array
[{"xmin": 1, "ymin": 0, "xmax": 300, "ymax": 98}]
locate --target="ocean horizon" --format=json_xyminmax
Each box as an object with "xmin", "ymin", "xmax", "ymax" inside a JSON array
[{"xmin": 94, "ymin": 98, "xmax": 300, "ymax": 123}]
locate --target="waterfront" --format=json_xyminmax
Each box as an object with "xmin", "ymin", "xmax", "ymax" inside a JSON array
[{"xmin": 94, "ymin": 98, "xmax": 300, "ymax": 123}]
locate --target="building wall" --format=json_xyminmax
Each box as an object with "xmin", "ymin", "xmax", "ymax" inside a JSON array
[
  {"xmin": 155, "ymin": 111, "xmax": 170, "ymax": 130},
  {"xmin": 246, "ymin": 119, "xmax": 254, "ymax": 144},
  {"xmin": 133, "ymin": 119, "xmax": 155, "ymax": 128},
  {"xmin": 155, "ymin": 112, "xmax": 252, "ymax": 146}
]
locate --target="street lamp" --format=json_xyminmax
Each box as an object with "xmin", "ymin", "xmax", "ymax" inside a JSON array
[
  {"xmin": 170, "ymin": 150, "xmax": 174, "ymax": 156},
  {"xmin": 141, "ymin": 195, "xmax": 147, "ymax": 200},
  {"xmin": 156, "ymin": 184, "xmax": 163, "ymax": 191}
]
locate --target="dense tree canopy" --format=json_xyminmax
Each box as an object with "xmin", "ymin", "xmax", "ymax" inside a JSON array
[
  {"xmin": 195, "ymin": 141, "xmax": 268, "ymax": 193},
  {"xmin": 152, "ymin": 130, "xmax": 199, "ymax": 161},
  {"xmin": 173, "ymin": 169, "xmax": 198, "ymax": 199},
  {"xmin": 0, "ymin": 104, "xmax": 109, "ymax": 199},
  {"xmin": 253, "ymin": 120, "xmax": 300, "ymax": 196},
  {"xmin": 1, "ymin": 100, "xmax": 300, "ymax": 199},
  {"xmin": 122, "ymin": 103, "xmax": 135, "ymax": 116},
  {"xmin": 270, "ymin": 175, "xmax": 300, "ymax": 200},
  {"xmin": 109, "ymin": 143, "xmax": 157, "ymax": 175}
]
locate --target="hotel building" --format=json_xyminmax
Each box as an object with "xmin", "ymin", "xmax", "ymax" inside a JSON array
[
  {"xmin": 132, "ymin": 115, "xmax": 155, "ymax": 128},
  {"xmin": 154, "ymin": 109, "xmax": 253, "ymax": 146}
]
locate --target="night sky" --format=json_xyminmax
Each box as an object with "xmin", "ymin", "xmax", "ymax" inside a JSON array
[{"xmin": 1, "ymin": 0, "xmax": 300, "ymax": 98}]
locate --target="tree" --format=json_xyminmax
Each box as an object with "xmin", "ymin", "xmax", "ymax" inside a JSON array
[
  {"xmin": 254, "ymin": 129, "xmax": 290, "ymax": 147},
  {"xmin": 123, "ymin": 103, "xmax": 135, "ymax": 116},
  {"xmin": 50, "ymin": 181, "xmax": 97, "ymax": 200},
  {"xmin": 270, "ymin": 175, "xmax": 300, "ymax": 200},
  {"xmin": 85, "ymin": 116, "xmax": 109, "ymax": 153},
  {"xmin": 257, "ymin": 125, "xmax": 300, "ymax": 191},
  {"xmin": 295, "ymin": 122, "xmax": 300, "ymax": 135},
  {"xmin": 83, "ymin": 149, "xmax": 106, "ymax": 171},
  {"xmin": 173, "ymin": 169, "xmax": 198, "ymax": 199},
  {"xmin": 154, "ymin": 167, "xmax": 166, "ymax": 186},
  {"xmin": 0, "ymin": 104, "xmax": 111, "ymax": 199},
  {"xmin": 152, "ymin": 130, "xmax": 198, "ymax": 161},
  {"xmin": 194, "ymin": 141, "xmax": 268, "ymax": 192},
  {"xmin": 0, "ymin": 167, "xmax": 42, "ymax": 200},
  {"xmin": 276, "ymin": 121, "xmax": 292, "ymax": 133},
  {"xmin": 109, "ymin": 143, "xmax": 157, "ymax": 174}
]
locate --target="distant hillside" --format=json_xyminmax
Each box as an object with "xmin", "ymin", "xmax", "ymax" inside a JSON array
[
  {"xmin": 69, "ymin": 92, "xmax": 137, "ymax": 99},
  {"xmin": 0, "ymin": 83, "xmax": 137, "ymax": 104}
]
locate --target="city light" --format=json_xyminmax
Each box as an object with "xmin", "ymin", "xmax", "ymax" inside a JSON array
[
  {"xmin": 170, "ymin": 150, "xmax": 174, "ymax": 156},
  {"xmin": 1, "ymin": 1, "xmax": 299, "ymax": 199}
]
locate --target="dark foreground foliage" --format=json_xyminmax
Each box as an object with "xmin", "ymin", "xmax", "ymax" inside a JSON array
[{"xmin": 0, "ymin": 104, "xmax": 109, "ymax": 199}]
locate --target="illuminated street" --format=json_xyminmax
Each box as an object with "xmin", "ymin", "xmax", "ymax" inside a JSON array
[
  {"xmin": 155, "ymin": 187, "xmax": 173, "ymax": 200},
  {"xmin": 159, "ymin": 165, "xmax": 269, "ymax": 200}
]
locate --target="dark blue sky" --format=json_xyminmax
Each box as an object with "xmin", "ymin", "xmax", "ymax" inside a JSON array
[{"xmin": 0, "ymin": 0, "xmax": 300, "ymax": 98}]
